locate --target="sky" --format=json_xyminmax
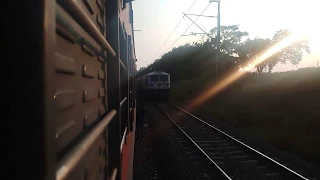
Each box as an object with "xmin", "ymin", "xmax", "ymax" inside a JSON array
[{"xmin": 132, "ymin": 0, "xmax": 320, "ymax": 71}]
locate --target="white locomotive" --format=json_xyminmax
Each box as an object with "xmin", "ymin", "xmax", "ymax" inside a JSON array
[{"xmin": 137, "ymin": 71, "xmax": 170, "ymax": 100}]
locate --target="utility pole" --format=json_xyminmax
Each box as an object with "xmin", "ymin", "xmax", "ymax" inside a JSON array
[
  {"xmin": 184, "ymin": 1, "xmax": 221, "ymax": 101},
  {"xmin": 209, "ymin": 0, "xmax": 221, "ymax": 101},
  {"xmin": 216, "ymin": 1, "xmax": 220, "ymax": 86}
]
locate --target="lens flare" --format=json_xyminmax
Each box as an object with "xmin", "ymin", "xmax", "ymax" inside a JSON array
[{"xmin": 185, "ymin": 32, "xmax": 306, "ymax": 111}]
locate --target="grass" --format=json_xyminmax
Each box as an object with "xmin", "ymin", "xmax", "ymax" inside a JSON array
[{"xmin": 170, "ymin": 67, "xmax": 320, "ymax": 167}]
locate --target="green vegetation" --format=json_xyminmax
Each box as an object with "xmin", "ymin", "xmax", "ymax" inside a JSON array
[
  {"xmin": 138, "ymin": 25, "xmax": 319, "ymax": 166},
  {"xmin": 188, "ymin": 68, "xmax": 320, "ymax": 166},
  {"xmin": 138, "ymin": 25, "xmax": 309, "ymax": 78}
]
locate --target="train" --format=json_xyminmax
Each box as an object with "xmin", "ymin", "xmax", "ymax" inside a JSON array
[
  {"xmin": 8, "ymin": 0, "xmax": 137, "ymax": 180},
  {"xmin": 137, "ymin": 71, "xmax": 171, "ymax": 100}
]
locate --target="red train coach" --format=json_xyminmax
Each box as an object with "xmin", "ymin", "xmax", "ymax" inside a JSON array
[{"xmin": 7, "ymin": 0, "xmax": 137, "ymax": 180}]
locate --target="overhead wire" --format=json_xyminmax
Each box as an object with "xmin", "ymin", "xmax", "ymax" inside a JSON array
[
  {"xmin": 152, "ymin": 0, "xmax": 198, "ymax": 59},
  {"xmin": 183, "ymin": 12, "xmax": 212, "ymax": 37},
  {"xmin": 162, "ymin": 3, "xmax": 212, "ymax": 54}
]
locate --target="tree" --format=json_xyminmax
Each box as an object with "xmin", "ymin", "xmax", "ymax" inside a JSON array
[
  {"xmin": 271, "ymin": 29, "xmax": 310, "ymax": 66},
  {"xmin": 138, "ymin": 25, "xmax": 250, "ymax": 79},
  {"xmin": 139, "ymin": 26, "xmax": 309, "ymax": 79},
  {"xmin": 236, "ymin": 38, "xmax": 272, "ymax": 73},
  {"xmin": 236, "ymin": 29, "xmax": 310, "ymax": 73},
  {"xmin": 209, "ymin": 25, "xmax": 249, "ymax": 55}
]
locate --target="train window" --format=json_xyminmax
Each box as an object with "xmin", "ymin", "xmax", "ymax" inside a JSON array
[
  {"xmin": 159, "ymin": 75, "xmax": 168, "ymax": 81},
  {"xmin": 149, "ymin": 75, "xmax": 158, "ymax": 81}
]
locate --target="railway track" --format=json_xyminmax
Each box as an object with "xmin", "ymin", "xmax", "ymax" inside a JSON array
[{"xmin": 156, "ymin": 102, "xmax": 316, "ymax": 180}]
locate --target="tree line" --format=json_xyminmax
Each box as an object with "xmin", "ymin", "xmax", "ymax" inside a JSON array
[{"xmin": 137, "ymin": 25, "xmax": 309, "ymax": 81}]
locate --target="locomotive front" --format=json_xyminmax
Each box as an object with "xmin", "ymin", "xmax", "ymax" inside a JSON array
[{"xmin": 137, "ymin": 71, "xmax": 170, "ymax": 101}]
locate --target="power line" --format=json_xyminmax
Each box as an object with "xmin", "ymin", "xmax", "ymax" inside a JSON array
[
  {"xmin": 183, "ymin": 13, "xmax": 212, "ymax": 37},
  {"xmin": 162, "ymin": 3, "xmax": 212, "ymax": 54},
  {"xmin": 152, "ymin": 0, "xmax": 198, "ymax": 59}
]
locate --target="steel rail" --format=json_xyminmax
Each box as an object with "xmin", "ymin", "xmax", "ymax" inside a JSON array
[
  {"xmin": 168, "ymin": 102, "xmax": 309, "ymax": 180},
  {"xmin": 156, "ymin": 104, "xmax": 232, "ymax": 180}
]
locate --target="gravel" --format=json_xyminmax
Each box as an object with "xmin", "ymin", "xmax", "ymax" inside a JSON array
[{"xmin": 133, "ymin": 102, "xmax": 219, "ymax": 180}]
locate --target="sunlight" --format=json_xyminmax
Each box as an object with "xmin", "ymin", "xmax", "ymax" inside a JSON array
[
  {"xmin": 185, "ymin": 31, "xmax": 307, "ymax": 111},
  {"xmin": 240, "ymin": 64, "xmax": 255, "ymax": 72}
]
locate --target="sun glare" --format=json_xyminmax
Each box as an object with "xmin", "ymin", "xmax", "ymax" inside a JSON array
[{"xmin": 185, "ymin": 31, "xmax": 307, "ymax": 111}]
